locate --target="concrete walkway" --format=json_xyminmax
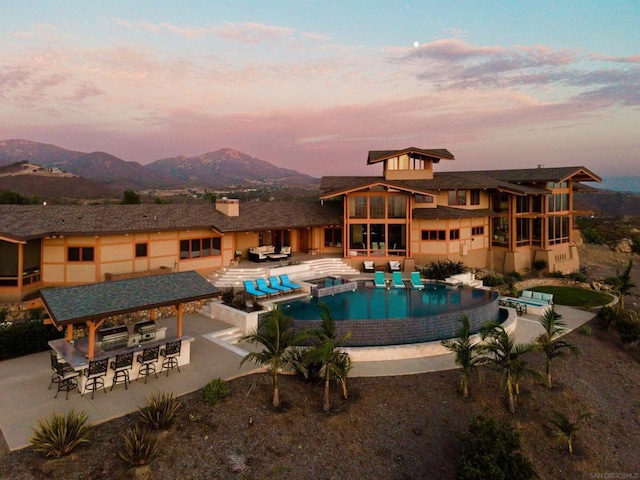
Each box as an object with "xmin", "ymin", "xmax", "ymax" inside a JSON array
[{"xmin": 0, "ymin": 306, "xmax": 595, "ymax": 452}]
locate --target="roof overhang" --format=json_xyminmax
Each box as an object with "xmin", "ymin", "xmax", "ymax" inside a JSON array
[
  {"xmin": 40, "ymin": 271, "xmax": 219, "ymax": 327},
  {"xmin": 320, "ymin": 180, "xmax": 438, "ymax": 199},
  {"xmin": 367, "ymin": 147, "xmax": 455, "ymax": 165}
]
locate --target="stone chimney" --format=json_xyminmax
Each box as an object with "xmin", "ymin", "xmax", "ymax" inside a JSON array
[{"xmin": 216, "ymin": 197, "xmax": 239, "ymax": 217}]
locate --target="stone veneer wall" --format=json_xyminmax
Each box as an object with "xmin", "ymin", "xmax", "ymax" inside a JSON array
[{"xmin": 292, "ymin": 293, "xmax": 499, "ymax": 347}]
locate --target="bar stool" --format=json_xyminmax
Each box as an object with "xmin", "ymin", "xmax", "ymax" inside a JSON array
[
  {"xmin": 83, "ymin": 358, "xmax": 109, "ymax": 399},
  {"xmin": 160, "ymin": 340, "xmax": 182, "ymax": 377},
  {"xmin": 48, "ymin": 351, "xmax": 73, "ymax": 391},
  {"xmin": 136, "ymin": 345, "xmax": 159, "ymax": 383},
  {"xmin": 50, "ymin": 354, "xmax": 80, "ymax": 400},
  {"xmin": 110, "ymin": 352, "xmax": 134, "ymax": 391}
]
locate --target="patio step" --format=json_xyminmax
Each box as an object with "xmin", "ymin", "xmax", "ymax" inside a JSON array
[
  {"xmin": 301, "ymin": 258, "xmax": 360, "ymax": 277},
  {"xmin": 202, "ymin": 328, "xmax": 248, "ymax": 357}
]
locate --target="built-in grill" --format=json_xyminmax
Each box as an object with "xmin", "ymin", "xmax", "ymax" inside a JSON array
[
  {"xmin": 99, "ymin": 325, "xmax": 129, "ymax": 352},
  {"xmin": 135, "ymin": 321, "xmax": 157, "ymax": 343}
]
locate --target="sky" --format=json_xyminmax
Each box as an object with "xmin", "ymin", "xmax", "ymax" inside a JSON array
[{"xmin": 1, "ymin": 1, "xmax": 639, "ymax": 178}]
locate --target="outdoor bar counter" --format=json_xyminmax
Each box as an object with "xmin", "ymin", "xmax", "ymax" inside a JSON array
[{"xmin": 49, "ymin": 333, "xmax": 193, "ymax": 392}]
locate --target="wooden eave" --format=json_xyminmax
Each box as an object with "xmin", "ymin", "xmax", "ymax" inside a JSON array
[
  {"xmin": 367, "ymin": 147, "xmax": 455, "ymax": 165},
  {"xmin": 320, "ymin": 180, "xmax": 438, "ymax": 199},
  {"xmin": 558, "ymin": 167, "xmax": 602, "ymax": 184}
]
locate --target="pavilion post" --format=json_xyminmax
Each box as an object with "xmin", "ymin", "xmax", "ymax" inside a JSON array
[
  {"xmin": 85, "ymin": 319, "xmax": 106, "ymax": 359},
  {"xmin": 65, "ymin": 324, "xmax": 74, "ymax": 342},
  {"xmin": 176, "ymin": 303, "xmax": 184, "ymax": 337}
]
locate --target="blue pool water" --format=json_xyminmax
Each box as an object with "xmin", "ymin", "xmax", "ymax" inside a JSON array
[{"xmin": 279, "ymin": 282, "xmax": 500, "ymax": 347}]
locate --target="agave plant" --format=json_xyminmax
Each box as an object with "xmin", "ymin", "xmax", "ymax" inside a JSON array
[
  {"xmin": 30, "ymin": 409, "xmax": 92, "ymax": 457},
  {"xmin": 137, "ymin": 391, "xmax": 181, "ymax": 430},
  {"xmin": 118, "ymin": 423, "xmax": 159, "ymax": 466}
]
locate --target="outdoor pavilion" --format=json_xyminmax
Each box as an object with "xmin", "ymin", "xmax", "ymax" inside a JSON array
[{"xmin": 38, "ymin": 271, "xmax": 220, "ymax": 359}]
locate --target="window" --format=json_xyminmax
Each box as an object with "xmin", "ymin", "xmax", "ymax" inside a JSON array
[
  {"xmin": 516, "ymin": 218, "xmax": 531, "ymax": 245},
  {"xmin": 387, "ymin": 196, "xmax": 406, "ymax": 218},
  {"xmin": 471, "ymin": 226, "xmax": 484, "ymax": 236},
  {"xmin": 67, "ymin": 246, "xmax": 94, "ymax": 262},
  {"xmin": 516, "ymin": 196, "xmax": 530, "ymax": 213},
  {"xmin": 135, "ymin": 243, "xmax": 148, "ymax": 258},
  {"xmin": 448, "ymin": 190, "xmax": 467, "ymax": 206},
  {"xmin": 449, "ymin": 229, "xmax": 460, "ymax": 240},
  {"xmin": 469, "ymin": 190, "xmax": 480, "ymax": 206},
  {"xmin": 421, "ymin": 230, "xmax": 446, "ymax": 241},
  {"xmin": 549, "ymin": 193, "xmax": 569, "ymax": 212},
  {"xmin": 349, "ymin": 196, "xmax": 367, "ymax": 218},
  {"xmin": 414, "ymin": 194, "xmax": 434, "ymax": 204},
  {"xmin": 492, "ymin": 194, "xmax": 509, "ymax": 213},
  {"xmin": 492, "ymin": 218, "xmax": 509, "ymax": 246},
  {"xmin": 369, "ymin": 196, "xmax": 385, "ymax": 218},
  {"xmin": 324, "ymin": 228, "xmax": 342, "ymax": 247},
  {"xmin": 179, "ymin": 237, "xmax": 221, "ymax": 259},
  {"xmin": 548, "ymin": 217, "xmax": 570, "ymax": 245}
]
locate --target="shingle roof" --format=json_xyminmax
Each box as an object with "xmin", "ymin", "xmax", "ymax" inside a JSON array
[
  {"xmin": 0, "ymin": 200, "xmax": 343, "ymax": 241},
  {"xmin": 413, "ymin": 207, "xmax": 493, "ymax": 220},
  {"xmin": 367, "ymin": 148, "xmax": 455, "ymax": 164},
  {"xmin": 320, "ymin": 166, "xmax": 600, "ymax": 198},
  {"xmin": 40, "ymin": 271, "xmax": 219, "ymax": 326}
]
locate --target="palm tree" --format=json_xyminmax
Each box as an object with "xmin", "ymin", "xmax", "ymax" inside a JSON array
[
  {"xmin": 239, "ymin": 306, "xmax": 308, "ymax": 408},
  {"xmin": 550, "ymin": 410, "xmax": 591, "ymax": 454},
  {"xmin": 535, "ymin": 308, "xmax": 579, "ymax": 389},
  {"xmin": 441, "ymin": 316, "xmax": 481, "ymax": 398},
  {"xmin": 605, "ymin": 260, "xmax": 636, "ymax": 310},
  {"xmin": 480, "ymin": 322, "xmax": 538, "ymax": 413},
  {"xmin": 306, "ymin": 303, "xmax": 352, "ymax": 412}
]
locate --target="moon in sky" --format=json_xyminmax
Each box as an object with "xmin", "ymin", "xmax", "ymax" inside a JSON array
[{"xmin": 413, "ymin": 41, "xmax": 419, "ymax": 48}]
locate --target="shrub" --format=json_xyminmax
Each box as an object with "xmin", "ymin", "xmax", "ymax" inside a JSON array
[
  {"xmin": 118, "ymin": 424, "xmax": 159, "ymax": 467},
  {"xmin": 580, "ymin": 324, "xmax": 592, "ymax": 336},
  {"xmin": 533, "ymin": 259, "xmax": 547, "ymax": 275},
  {"xmin": 419, "ymin": 259, "xmax": 467, "ymax": 280},
  {"xmin": 137, "ymin": 392, "xmax": 181, "ymax": 430},
  {"xmin": 506, "ymin": 271, "xmax": 523, "ymax": 281},
  {"xmin": 221, "ymin": 287, "xmax": 236, "ymax": 305},
  {"xmin": 568, "ymin": 271, "xmax": 588, "ymax": 283},
  {"xmin": 456, "ymin": 414, "xmax": 536, "ymax": 480},
  {"xmin": 483, "ymin": 275, "xmax": 505, "ymax": 287},
  {"xmin": 202, "ymin": 378, "xmax": 230, "ymax": 405},
  {"xmin": 597, "ymin": 305, "xmax": 618, "ymax": 332},
  {"xmin": 0, "ymin": 320, "xmax": 64, "ymax": 361},
  {"xmin": 581, "ymin": 226, "xmax": 606, "ymax": 245},
  {"xmin": 232, "ymin": 294, "xmax": 248, "ymax": 311},
  {"xmin": 615, "ymin": 310, "xmax": 640, "ymax": 347},
  {"xmin": 30, "ymin": 410, "xmax": 92, "ymax": 457}
]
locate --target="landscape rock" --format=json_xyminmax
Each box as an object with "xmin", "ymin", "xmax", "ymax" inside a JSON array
[{"xmin": 612, "ymin": 238, "xmax": 634, "ymax": 253}]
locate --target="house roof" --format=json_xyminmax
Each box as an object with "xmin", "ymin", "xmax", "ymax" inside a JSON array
[
  {"xmin": 40, "ymin": 271, "xmax": 219, "ymax": 327},
  {"xmin": 320, "ymin": 166, "xmax": 600, "ymax": 198},
  {"xmin": 367, "ymin": 148, "xmax": 455, "ymax": 164},
  {"xmin": 413, "ymin": 207, "xmax": 494, "ymax": 220},
  {"xmin": 0, "ymin": 200, "xmax": 343, "ymax": 242}
]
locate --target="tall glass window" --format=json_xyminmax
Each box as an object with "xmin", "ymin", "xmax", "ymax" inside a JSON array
[
  {"xmin": 369, "ymin": 196, "xmax": 385, "ymax": 218},
  {"xmin": 349, "ymin": 197, "xmax": 367, "ymax": 218},
  {"xmin": 388, "ymin": 196, "xmax": 406, "ymax": 218}
]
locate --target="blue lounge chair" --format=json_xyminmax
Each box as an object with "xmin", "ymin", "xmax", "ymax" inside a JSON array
[
  {"xmin": 410, "ymin": 271, "xmax": 425, "ymax": 290},
  {"xmin": 243, "ymin": 280, "xmax": 267, "ymax": 299},
  {"xmin": 268, "ymin": 276, "xmax": 292, "ymax": 293},
  {"xmin": 279, "ymin": 274, "xmax": 301, "ymax": 291},
  {"xmin": 255, "ymin": 278, "xmax": 281, "ymax": 296},
  {"xmin": 374, "ymin": 271, "xmax": 386, "ymax": 288},
  {"xmin": 392, "ymin": 271, "xmax": 406, "ymax": 288}
]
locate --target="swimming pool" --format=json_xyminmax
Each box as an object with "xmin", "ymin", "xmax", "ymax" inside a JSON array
[{"xmin": 280, "ymin": 282, "xmax": 500, "ymax": 347}]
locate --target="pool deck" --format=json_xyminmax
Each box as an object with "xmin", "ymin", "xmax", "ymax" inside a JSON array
[{"xmin": 0, "ymin": 305, "xmax": 595, "ymax": 453}]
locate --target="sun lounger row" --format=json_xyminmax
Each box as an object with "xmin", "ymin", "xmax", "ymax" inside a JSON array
[
  {"xmin": 374, "ymin": 271, "xmax": 425, "ymax": 289},
  {"xmin": 243, "ymin": 275, "xmax": 301, "ymax": 298}
]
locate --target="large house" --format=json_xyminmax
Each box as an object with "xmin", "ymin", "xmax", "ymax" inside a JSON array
[{"xmin": 0, "ymin": 147, "xmax": 600, "ymax": 303}]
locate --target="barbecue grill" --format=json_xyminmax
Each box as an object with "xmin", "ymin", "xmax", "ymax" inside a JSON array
[
  {"xmin": 135, "ymin": 321, "xmax": 157, "ymax": 342},
  {"xmin": 99, "ymin": 325, "xmax": 129, "ymax": 351}
]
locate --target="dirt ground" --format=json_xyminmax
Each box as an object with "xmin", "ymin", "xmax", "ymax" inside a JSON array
[{"xmin": 1, "ymin": 244, "xmax": 639, "ymax": 480}]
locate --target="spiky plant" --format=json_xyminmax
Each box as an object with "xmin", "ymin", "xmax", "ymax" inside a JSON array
[
  {"xmin": 118, "ymin": 423, "xmax": 159, "ymax": 466},
  {"xmin": 137, "ymin": 391, "xmax": 181, "ymax": 430},
  {"xmin": 228, "ymin": 451, "xmax": 250, "ymax": 476},
  {"xmin": 30, "ymin": 410, "xmax": 92, "ymax": 457}
]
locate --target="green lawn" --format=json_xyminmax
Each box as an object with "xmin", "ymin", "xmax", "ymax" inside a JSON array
[{"xmin": 526, "ymin": 285, "xmax": 614, "ymax": 309}]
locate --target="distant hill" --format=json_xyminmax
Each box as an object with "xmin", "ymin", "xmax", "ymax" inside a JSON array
[
  {"xmin": 0, "ymin": 174, "xmax": 120, "ymax": 202},
  {"xmin": 574, "ymin": 190, "xmax": 640, "ymax": 217},
  {"xmin": 599, "ymin": 177, "xmax": 640, "ymax": 194},
  {"xmin": 145, "ymin": 148, "xmax": 318, "ymax": 188},
  {"xmin": 0, "ymin": 139, "xmax": 318, "ymax": 191}
]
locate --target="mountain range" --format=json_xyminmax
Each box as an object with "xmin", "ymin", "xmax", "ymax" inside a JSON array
[{"xmin": 0, "ymin": 139, "xmax": 318, "ymax": 192}]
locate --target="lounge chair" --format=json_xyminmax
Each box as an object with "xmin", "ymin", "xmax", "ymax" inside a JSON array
[
  {"xmin": 410, "ymin": 271, "xmax": 424, "ymax": 290},
  {"xmin": 363, "ymin": 260, "xmax": 375, "ymax": 273},
  {"xmin": 388, "ymin": 260, "xmax": 401, "ymax": 272},
  {"xmin": 255, "ymin": 278, "xmax": 281, "ymax": 296},
  {"xmin": 392, "ymin": 271, "xmax": 406, "ymax": 288},
  {"xmin": 374, "ymin": 271, "xmax": 386, "ymax": 288},
  {"xmin": 268, "ymin": 276, "xmax": 292, "ymax": 293},
  {"xmin": 279, "ymin": 274, "xmax": 301, "ymax": 291},
  {"xmin": 243, "ymin": 280, "xmax": 267, "ymax": 299}
]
